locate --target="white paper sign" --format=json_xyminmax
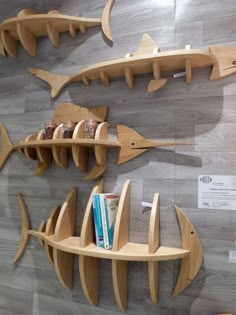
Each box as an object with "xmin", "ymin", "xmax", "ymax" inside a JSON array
[
  {"xmin": 198, "ymin": 175, "xmax": 236, "ymax": 210},
  {"xmin": 229, "ymin": 250, "xmax": 236, "ymax": 263}
]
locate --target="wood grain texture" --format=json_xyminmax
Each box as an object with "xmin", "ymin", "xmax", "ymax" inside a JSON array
[{"xmin": 1, "ymin": 0, "xmax": 236, "ymax": 314}]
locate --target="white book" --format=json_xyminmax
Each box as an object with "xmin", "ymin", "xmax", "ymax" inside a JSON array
[{"xmin": 99, "ymin": 194, "xmax": 110, "ymax": 250}]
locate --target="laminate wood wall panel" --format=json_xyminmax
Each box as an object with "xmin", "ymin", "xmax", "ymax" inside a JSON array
[{"xmin": 0, "ymin": 0, "xmax": 236, "ymax": 314}]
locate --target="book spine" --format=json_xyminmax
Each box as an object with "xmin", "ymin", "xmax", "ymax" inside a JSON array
[
  {"xmin": 94, "ymin": 194, "xmax": 104, "ymax": 248},
  {"xmin": 104, "ymin": 196, "xmax": 119, "ymax": 248},
  {"xmin": 92, "ymin": 195, "xmax": 99, "ymax": 246},
  {"xmin": 99, "ymin": 195, "xmax": 110, "ymax": 250},
  {"xmin": 104, "ymin": 197, "xmax": 113, "ymax": 248}
]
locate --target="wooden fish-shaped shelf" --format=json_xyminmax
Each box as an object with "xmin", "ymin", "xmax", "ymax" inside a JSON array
[
  {"xmin": 0, "ymin": 103, "xmax": 191, "ymax": 180},
  {"xmin": 0, "ymin": 0, "xmax": 114, "ymax": 58},
  {"xmin": 28, "ymin": 33, "xmax": 236, "ymax": 97},
  {"xmin": 14, "ymin": 179, "xmax": 203, "ymax": 311}
]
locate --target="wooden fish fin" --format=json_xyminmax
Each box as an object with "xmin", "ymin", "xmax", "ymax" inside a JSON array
[
  {"xmin": 0, "ymin": 122, "xmax": 13, "ymax": 171},
  {"xmin": 1, "ymin": 30, "xmax": 18, "ymax": 58},
  {"xmin": 28, "ymin": 67, "xmax": 70, "ymax": 98},
  {"xmin": 35, "ymin": 161, "xmax": 49, "ymax": 176},
  {"xmin": 148, "ymin": 78, "xmax": 167, "ymax": 92},
  {"xmin": 13, "ymin": 193, "xmax": 31, "ymax": 263},
  {"xmin": 101, "ymin": 0, "xmax": 115, "ymax": 42},
  {"xmin": 131, "ymin": 34, "xmax": 161, "ymax": 56},
  {"xmin": 173, "ymin": 206, "xmax": 203, "ymax": 297}
]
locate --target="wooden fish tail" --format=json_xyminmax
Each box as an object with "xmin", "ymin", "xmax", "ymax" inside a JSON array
[
  {"xmin": 101, "ymin": 0, "xmax": 115, "ymax": 42},
  {"xmin": 28, "ymin": 67, "xmax": 70, "ymax": 98},
  {"xmin": 13, "ymin": 193, "xmax": 31, "ymax": 263}
]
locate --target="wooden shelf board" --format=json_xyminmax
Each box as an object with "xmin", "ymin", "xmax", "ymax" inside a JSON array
[
  {"xmin": 32, "ymin": 233, "xmax": 190, "ymax": 261},
  {"xmin": 13, "ymin": 138, "xmax": 119, "ymax": 149}
]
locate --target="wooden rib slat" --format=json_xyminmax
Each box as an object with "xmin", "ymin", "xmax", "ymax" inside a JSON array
[
  {"xmin": 79, "ymin": 256, "xmax": 100, "ymax": 305},
  {"xmin": 16, "ymin": 22, "xmax": 37, "ymax": 56},
  {"xmin": 1, "ymin": 30, "xmax": 18, "ymax": 58},
  {"xmin": 72, "ymin": 121, "xmax": 88, "ymax": 172},
  {"xmin": 46, "ymin": 23, "xmax": 60, "ymax": 48},
  {"xmin": 23, "ymin": 134, "xmax": 37, "ymax": 160},
  {"xmin": 94, "ymin": 122, "xmax": 108, "ymax": 167},
  {"xmin": 52, "ymin": 124, "xmax": 68, "ymax": 169},
  {"xmin": 112, "ymin": 260, "xmax": 128, "ymax": 311},
  {"xmin": 36, "ymin": 129, "xmax": 52, "ymax": 165}
]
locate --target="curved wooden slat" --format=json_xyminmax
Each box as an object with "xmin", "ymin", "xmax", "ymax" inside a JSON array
[
  {"xmin": 111, "ymin": 180, "xmax": 130, "ymax": 310},
  {"xmin": 16, "ymin": 22, "xmax": 37, "ymax": 56},
  {"xmin": 79, "ymin": 255, "xmax": 100, "ymax": 305},
  {"xmin": 148, "ymin": 262, "xmax": 159, "ymax": 304},
  {"xmin": 52, "ymin": 124, "xmax": 68, "ymax": 169},
  {"xmin": 54, "ymin": 187, "xmax": 77, "ymax": 242},
  {"xmin": 38, "ymin": 220, "xmax": 46, "ymax": 246},
  {"xmin": 148, "ymin": 193, "xmax": 160, "ymax": 254},
  {"xmin": 79, "ymin": 23, "xmax": 86, "ymax": 34},
  {"xmin": 13, "ymin": 193, "xmax": 31, "ymax": 263},
  {"xmin": 100, "ymin": 70, "xmax": 110, "ymax": 86},
  {"xmin": 0, "ymin": 37, "xmax": 6, "ymax": 56},
  {"xmin": 72, "ymin": 120, "xmax": 88, "ymax": 172},
  {"xmin": 112, "ymin": 180, "xmax": 130, "ymax": 252},
  {"xmin": 94, "ymin": 122, "xmax": 108, "ymax": 167},
  {"xmin": 85, "ymin": 165, "xmax": 106, "ymax": 180},
  {"xmin": 36, "ymin": 129, "xmax": 52, "ymax": 165},
  {"xmin": 101, "ymin": 0, "xmax": 114, "ymax": 42},
  {"xmin": 112, "ymin": 260, "xmax": 128, "ymax": 311},
  {"xmin": 173, "ymin": 206, "xmax": 203, "ymax": 297},
  {"xmin": 1, "ymin": 30, "xmax": 18, "ymax": 58},
  {"xmin": 46, "ymin": 23, "xmax": 60, "ymax": 48},
  {"xmin": 44, "ymin": 205, "xmax": 60, "ymax": 264},
  {"xmin": 17, "ymin": 9, "xmax": 35, "ymax": 17},
  {"xmin": 148, "ymin": 193, "xmax": 160, "ymax": 304},
  {"xmin": 80, "ymin": 179, "xmax": 104, "ymax": 247},
  {"xmin": 52, "ymin": 188, "xmax": 77, "ymax": 289},
  {"xmin": 69, "ymin": 24, "xmax": 77, "ymax": 38},
  {"xmin": 23, "ymin": 134, "xmax": 37, "ymax": 160},
  {"xmin": 53, "ymin": 248, "xmax": 74, "ymax": 288}
]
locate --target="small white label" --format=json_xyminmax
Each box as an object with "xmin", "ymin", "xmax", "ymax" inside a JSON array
[
  {"xmin": 198, "ymin": 175, "xmax": 236, "ymax": 210},
  {"xmin": 142, "ymin": 201, "xmax": 153, "ymax": 208},
  {"xmin": 229, "ymin": 250, "xmax": 236, "ymax": 263}
]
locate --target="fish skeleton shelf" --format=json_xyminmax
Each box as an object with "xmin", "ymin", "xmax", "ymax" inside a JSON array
[
  {"xmin": 0, "ymin": 102, "xmax": 191, "ymax": 180},
  {"xmin": 14, "ymin": 179, "xmax": 203, "ymax": 311},
  {"xmin": 0, "ymin": 0, "xmax": 114, "ymax": 58},
  {"xmin": 28, "ymin": 33, "xmax": 236, "ymax": 97}
]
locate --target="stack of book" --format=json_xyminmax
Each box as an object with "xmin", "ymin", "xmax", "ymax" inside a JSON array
[{"xmin": 93, "ymin": 193, "xmax": 120, "ymax": 249}]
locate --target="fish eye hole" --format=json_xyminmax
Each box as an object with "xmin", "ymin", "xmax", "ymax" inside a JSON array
[
  {"xmin": 131, "ymin": 143, "xmax": 135, "ymax": 146},
  {"xmin": 191, "ymin": 231, "xmax": 194, "ymax": 234},
  {"xmin": 232, "ymin": 61, "xmax": 236, "ymax": 65}
]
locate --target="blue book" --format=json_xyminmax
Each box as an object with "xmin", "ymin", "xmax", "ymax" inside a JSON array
[{"xmin": 93, "ymin": 194, "xmax": 104, "ymax": 248}]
